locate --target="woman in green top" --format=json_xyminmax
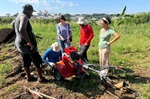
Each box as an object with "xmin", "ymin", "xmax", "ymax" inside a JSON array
[{"xmin": 99, "ymin": 16, "xmax": 120, "ymax": 75}]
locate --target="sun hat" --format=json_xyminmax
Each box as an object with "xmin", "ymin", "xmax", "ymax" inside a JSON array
[
  {"xmin": 77, "ymin": 17, "xmax": 87, "ymax": 25},
  {"xmin": 22, "ymin": 4, "xmax": 36, "ymax": 12},
  {"xmin": 51, "ymin": 42, "xmax": 61, "ymax": 52}
]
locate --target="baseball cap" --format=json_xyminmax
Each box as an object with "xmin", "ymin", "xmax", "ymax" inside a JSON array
[{"xmin": 22, "ymin": 4, "xmax": 36, "ymax": 12}]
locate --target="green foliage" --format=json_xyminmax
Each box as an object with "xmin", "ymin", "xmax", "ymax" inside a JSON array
[
  {"xmin": 31, "ymin": 18, "xmax": 59, "ymax": 24},
  {"xmin": 0, "ymin": 17, "xmax": 14, "ymax": 25},
  {"xmin": 133, "ymin": 12, "xmax": 150, "ymax": 24},
  {"xmin": 111, "ymin": 6, "xmax": 127, "ymax": 30},
  {"xmin": 0, "ymin": 24, "xmax": 12, "ymax": 29},
  {"xmin": 121, "ymin": 6, "xmax": 126, "ymax": 17}
]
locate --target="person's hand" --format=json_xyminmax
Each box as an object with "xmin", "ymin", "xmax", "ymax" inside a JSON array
[
  {"xmin": 48, "ymin": 62, "xmax": 55, "ymax": 67},
  {"xmin": 24, "ymin": 43, "xmax": 34, "ymax": 50},
  {"xmin": 60, "ymin": 36, "xmax": 65, "ymax": 41},
  {"xmin": 67, "ymin": 39, "xmax": 70, "ymax": 43},
  {"xmin": 84, "ymin": 43, "xmax": 88, "ymax": 46},
  {"xmin": 61, "ymin": 38, "xmax": 65, "ymax": 41},
  {"xmin": 107, "ymin": 42, "xmax": 110, "ymax": 45},
  {"xmin": 30, "ymin": 45, "xmax": 35, "ymax": 50}
]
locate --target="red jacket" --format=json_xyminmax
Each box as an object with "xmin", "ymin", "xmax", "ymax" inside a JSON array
[{"xmin": 80, "ymin": 24, "xmax": 94, "ymax": 45}]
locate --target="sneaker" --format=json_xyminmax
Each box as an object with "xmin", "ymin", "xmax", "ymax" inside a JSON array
[
  {"xmin": 37, "ymin": 77, "xmax": 48, "ymax": 83},
  {"xmin": 26, "ymin": 76, "xmax": 37, "ymax": 82}
]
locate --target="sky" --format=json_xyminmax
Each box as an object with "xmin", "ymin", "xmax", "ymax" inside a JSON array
[{"xmin": 0, "ymin": 0, "xmax": 150, "ymax": 16}]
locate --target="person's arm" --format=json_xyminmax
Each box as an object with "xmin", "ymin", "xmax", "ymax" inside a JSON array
[
  {"xmin": 42, "ymin": 49, "xmax": 50, "ymax": 64},
  {"xmin": 19, "ymin": 15, "xmax": 34, "ymax": 50},
  {"xmin": 107, "ymin": 32, "xmax": 120, "ymax": 45},
  {"xmin": 11, "ymin": 19, "xmax": 15, "ymax": 29},
  {"xmin": 85, "ymin": 25, "xmax": 94, "ymax": 46}
]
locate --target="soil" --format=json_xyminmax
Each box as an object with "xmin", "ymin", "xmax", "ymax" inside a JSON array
[
  {"xmin": 0, "ymin": 29, "xmax": 149, "ymax": 99},
  {"xmin": 0, "ymin": 28, "xmax": 16, "ymax": 43}
]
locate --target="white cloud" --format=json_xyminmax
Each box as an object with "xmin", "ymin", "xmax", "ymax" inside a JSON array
[
  {"xmin": 51, "ymin": 0, "xmax": 60, "ymax": 3},
  {"xmin": 9, "ymin": 0, "xmax": 78, "ymax": 9},
  {"xmin": 61, "ymin": 2, "xmax": 78, "ymax": 7},
  {"xmin": 10, "ymin": 0, "xmax": 39, "ymax": 4},
  {"xmin": 42, "ymin": 0, "xmax": 51, "ymax": 9}
]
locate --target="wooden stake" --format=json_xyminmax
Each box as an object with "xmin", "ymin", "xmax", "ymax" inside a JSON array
[
  {"xmin": 24, "ymin": 86, "xmax": 43, "ymax": 98},
  {"xmin": 23, "ymin": 86, "xmax": 56, "ymax": 99}
]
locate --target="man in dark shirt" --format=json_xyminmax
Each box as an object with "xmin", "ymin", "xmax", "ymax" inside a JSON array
[{"xmin": 14, "ymin": 4, "xmax": 47, "ymax": 83}]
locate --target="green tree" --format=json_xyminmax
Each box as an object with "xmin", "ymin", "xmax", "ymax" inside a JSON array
[{"xmin": 111, "ymin": 6, "xmax": 127, "ymax": 30}]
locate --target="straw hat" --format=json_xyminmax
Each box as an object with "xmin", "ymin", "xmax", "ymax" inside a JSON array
[
  {"xmin": 77, "ymin": 17, "xmax": 87, "ymax": 25},
  {"xmin": 51, "ymin": 42, "xmax": 61, "ymax": 52}
]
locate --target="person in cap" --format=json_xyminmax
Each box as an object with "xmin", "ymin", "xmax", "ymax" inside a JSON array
[
  {"xmin": 42, "ymin": 42, "xmax": 62, "ymax": 67},
  {"xmin": 56, "ymin": 15, "xmax": 72, "ymax": 53},
  {"xmin": 14, "ymin": 4, "xmax": 47, "ymax": 83},
  {"xmin": 99, "ymin": 16, "xmax": 120, "ymax": 75},
  {"xmin": 77, "ymin": 17, "xmax": 94, "ymax": 61}
]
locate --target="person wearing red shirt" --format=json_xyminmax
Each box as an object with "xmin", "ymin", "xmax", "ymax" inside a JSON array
[{"xmin": 77, "ymin": 17, "xmax": 94, "ymax": 61}]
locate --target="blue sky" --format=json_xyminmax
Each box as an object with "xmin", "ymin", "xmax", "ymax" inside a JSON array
[{"xmin": 0, "ymin": 0, "xmax": 150, "ymax": 16}]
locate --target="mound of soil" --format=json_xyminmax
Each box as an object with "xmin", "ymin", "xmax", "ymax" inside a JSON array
[{"xmin": 0, "ymin": 28, "xmax": 16, "ymax": 43}]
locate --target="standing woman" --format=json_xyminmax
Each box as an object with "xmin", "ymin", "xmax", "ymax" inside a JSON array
[
  {"xmin": 77, "ymin": 17, "xmax": 94, "ymax": 61},
  {"xmin": 99, "ymin": 16, "xmax": 120, "ymax": 74},
  {"xmin": 56, "ymin": 15, "xmax": 72, "ymax": 53}
]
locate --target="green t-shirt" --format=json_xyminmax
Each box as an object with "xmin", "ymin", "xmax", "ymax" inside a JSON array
[{"xmin": 99, "ymin": 28, "xmax": 115, "ymax": 49}]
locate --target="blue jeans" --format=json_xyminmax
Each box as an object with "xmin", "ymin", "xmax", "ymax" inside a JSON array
[{"xmin": 58, "ymin": 39, "xmax": 70, "ymax": 53}]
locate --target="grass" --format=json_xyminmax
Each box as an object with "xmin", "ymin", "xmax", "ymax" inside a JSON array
[
  {"xmin": 0, "ymin": 22, "xmax": 150, "ymax": 98},
  {"xmin": 0, "ymin": 62, "xmax": 13, "ymax": 88},
  {"xmin": 0, "ymin": 24, "xmax": 12, "ymax": 29},
  {"xmin": 0, "ymin": 62, "xmax": 12, "ymax": 75}
]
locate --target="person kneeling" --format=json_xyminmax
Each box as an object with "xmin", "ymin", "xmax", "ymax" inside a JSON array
[{"xmin": 42, "ymin": 42, "xmax": 62, "ymax": 70}]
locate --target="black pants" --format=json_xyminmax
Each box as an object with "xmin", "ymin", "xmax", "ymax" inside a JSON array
[
  {"xmin": 80, "ymin": 45, "xmax": 90, "ymax": 61},
  {"xmin": 21, "ymin": 52, "xmax": 42, "ymax": 68}
]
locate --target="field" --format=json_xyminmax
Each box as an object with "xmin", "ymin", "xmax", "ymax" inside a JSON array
[{"xmin": 0, "ymin": 21, "xmax": 150, "ymax": 99}]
